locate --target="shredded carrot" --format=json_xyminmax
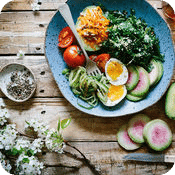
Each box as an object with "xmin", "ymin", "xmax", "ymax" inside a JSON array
[{"xmin": 77, "ymin": 6, "xmax": 110, "ymax": 49}]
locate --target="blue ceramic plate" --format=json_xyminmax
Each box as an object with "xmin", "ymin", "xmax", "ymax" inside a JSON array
[{"xmin": 45, "ymin": 0, "xmax": 175, "ymax": 117}]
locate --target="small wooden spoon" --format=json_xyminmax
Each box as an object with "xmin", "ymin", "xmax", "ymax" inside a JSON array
[{"xmin": 162, "ymin": 1, "xmax": 175, "ymax": 20}]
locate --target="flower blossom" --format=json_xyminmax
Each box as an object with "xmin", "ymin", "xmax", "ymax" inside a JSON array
[
  {"xmin": 0, "ymin": 124, "xmax": 17, "ymax": 150},
  {"xmin": 17, "ymin": 50, "xmax": 25, "ymax": 59},
  {"xmin": 0, "ymin": 152, "xmax": 12, "ymax": 173},
  {"xmin": 0, "ymin": 107, "xmax": 9, "ymax": 126},
  {"xmin": 16, "ymin": 153, "xmax": 44, "ymax": 175},
  {"xmin": 45, "ymin": 128, "xmax": 65, "ymax": 153},
  {"xmin": 25, "ymin": 119, "xmax": 49, "ymax": 138}
]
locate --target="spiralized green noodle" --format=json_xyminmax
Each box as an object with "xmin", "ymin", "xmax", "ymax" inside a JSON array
[{"xmin": 62, "ymin": 66, "xmax": 110, "ymax": 108}]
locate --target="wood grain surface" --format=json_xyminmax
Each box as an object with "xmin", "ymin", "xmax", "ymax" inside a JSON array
[{"xmin": 0, "ymin": 0, "xmax": 175, "ymax": 174}]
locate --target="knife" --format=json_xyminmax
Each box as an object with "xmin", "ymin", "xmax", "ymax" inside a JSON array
[{"xmin": 123, "ymin": 153, "xmax": 175, "ymax": 163}]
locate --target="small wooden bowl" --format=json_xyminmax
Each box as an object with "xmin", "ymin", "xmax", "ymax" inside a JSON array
[{"xmin": 0, "ymin": 63, "xmax": 36, "ymax": 102}]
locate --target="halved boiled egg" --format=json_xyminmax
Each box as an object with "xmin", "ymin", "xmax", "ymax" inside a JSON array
[
  {"xmin": 102, "ymin": 84, "xmax": 127, "ymax": 106},
  {"xmin": 105, "ymin": 58, "xmax": 128, "ymax": 86}
]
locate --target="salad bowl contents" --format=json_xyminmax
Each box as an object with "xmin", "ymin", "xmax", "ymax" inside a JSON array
[
  {"xmin": 60, "ymin": 5, "xmax": 163, "ymax": 107},
  {"xmin": 45, "ymin": 0, "xmax": 175, "ymax": 117}
]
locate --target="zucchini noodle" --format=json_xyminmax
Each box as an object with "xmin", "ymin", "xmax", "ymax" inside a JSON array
[{"xmin": 62, "ymin": 66, "xmax": 110, "ymax": 108}]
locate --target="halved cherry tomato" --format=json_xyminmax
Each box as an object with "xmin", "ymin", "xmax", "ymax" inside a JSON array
[
  {"xmin": 58, "ymin": 26, "xmax": 75, "ymax": 48},
  {"xmin": 96, "ymin": 54, "xmax": 110, "ymax": 72},
  {"xmin": 63, "ymin": 45, "xmax": 86, "ymax": 68}
]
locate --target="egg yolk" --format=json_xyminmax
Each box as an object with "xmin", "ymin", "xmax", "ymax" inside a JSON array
[
  {"xmin": 108, "ymin": 85, "xmax": 124, "ymax": 102},
  {"xmin": 107, "ymin": 61, "xmax": 123, "ymax": 80}
]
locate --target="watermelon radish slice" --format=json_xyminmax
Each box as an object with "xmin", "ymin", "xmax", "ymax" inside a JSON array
[
  {"xmin": 143, "ymin": 119, "xmax": 172, "ymax": 151},
  {"xmin": 126, "ymin": 65, "xmax": 139, "ymax": 91},
  {"xmin": 130, "ymin": 66, "xmax": 150, "ymax": 97},
  {"xmin": 126, "ymin": 93, "xmax": 145, "ymax": 102},
  {"xmin": 165, "ymin": 83, "xmax": 175, "ymax": 119},
  {"xmin": 154, "ymin": 60, "xmax": 164, "ymax": 85},
  {"xmin": 148, "ymin": 59, "xmax": 159, "ymax": 86},
  {"xmin": 128, "ymin": 114, "xmax": 151, "ymax": 143},
  {"xmin": 117, "ymin": 124, "xmax": 141, "ymax": 150}
]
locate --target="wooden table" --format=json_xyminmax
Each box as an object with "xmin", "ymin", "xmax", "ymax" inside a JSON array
[{"xmin": 0, "ymin": 0, "xmax": 175, "ymax": 174}]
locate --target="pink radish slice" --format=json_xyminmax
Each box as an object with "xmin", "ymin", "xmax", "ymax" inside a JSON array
[
  {"xmin": 130, "ymin": 66, "xmax": 150, "ymax": 97},
  {"xmin": 117, "ymin": 124, "xmax": 141, "ymax": 150},
  {"xmin": 128, "ymin": 114, "xmax": 151, "ymax": 143},
  {"xmin": 143, "ymin": 119, "xmax": 172, "ymax": 151},
  {"xmin": 148, "ymin": 59, "xmax": 159, "ymax": 86},
  {"xmin": 126, "ymin": 65, "xmax": 139, "ymax": 91}
]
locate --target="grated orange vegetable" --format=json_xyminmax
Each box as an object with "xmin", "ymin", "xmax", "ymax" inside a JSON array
[{"xmin": 77, "ymin": 6, "xmax": 110, "ymax": 49}]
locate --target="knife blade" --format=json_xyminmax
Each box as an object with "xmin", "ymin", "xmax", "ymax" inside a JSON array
[{"xmin": 123, "ymin": 153, "xmax": 175, "ymax": 163}]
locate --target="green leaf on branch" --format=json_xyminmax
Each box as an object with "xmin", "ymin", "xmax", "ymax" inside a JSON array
[
  {"xmin": 27, "ymin": 149, "xmax": 35, "ymax": 156},
  {"xmin": 61, "ymin": 118, "xmax": 71, "ymax": 130},
  {"xmin": 22, "ymin": 158, "xmax": 30, "ymax": 164},
  {"xmin": 57, "ymin": 118, "xmax": 61, "ymax": 132}
]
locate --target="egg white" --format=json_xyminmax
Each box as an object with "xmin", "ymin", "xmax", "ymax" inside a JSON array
[
  {"xmin": 102, "ymin": 84, "xmax": 127, "ymax": 107},
  {"xmin": 105, "ymin": 58, "xmax": 128, "ymax": 86}
]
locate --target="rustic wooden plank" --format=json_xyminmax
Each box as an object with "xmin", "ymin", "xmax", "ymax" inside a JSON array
[
  {"xmin": 0, "ymin": 4, "xmax": 175, "ymax": 54},
  {"xmin": 1, "ymin": 0, "xmax": 162, "ymax": 11},
  {"xmin": 39, "ymin": 142, "xmax": 174, "ymax": 175},
  {"xmin": 41, "ymin": 163, "xmax": 172, "ymax": 175},
  {"xmin": 41, "ymin": 167, "xmax": 88, "ymax": 175},
  {"xmin": 0, "ymin": 11, "xmax": 56, "ymax": 54},
  {"xmin": 2, "ymin": 0, "xmax": 66, "ymax": 11},
  {"xmin": 1, "ymin": 96, "xmax": 175, "ymax": 142}
]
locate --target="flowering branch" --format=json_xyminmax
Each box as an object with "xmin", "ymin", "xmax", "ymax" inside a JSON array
[{"xmin": 0, "ymin": 107, "xmax": 101, "ymax": 175}]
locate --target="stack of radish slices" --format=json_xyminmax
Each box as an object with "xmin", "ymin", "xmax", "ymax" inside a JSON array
[
  {"xmin": 126, "ymin": 59, "xmax": 163, "ymax": 102},
  {"xmin": 117, "ymin": 114, "xmax": 172, "ymax": 151}
]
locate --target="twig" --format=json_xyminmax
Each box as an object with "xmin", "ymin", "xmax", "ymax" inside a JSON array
[
  {"xmin": 44, "ymin": 163, "xmax": 80, "ymax": 170},
  {"xmin": 65, "ymin": 142, "xmax": 101, "ymax": 175},
  {"xmin": 17, "ymin": 130, "xmax": 35, "ymax": 139}
]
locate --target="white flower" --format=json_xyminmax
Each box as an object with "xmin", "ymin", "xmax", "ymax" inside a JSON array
[
  {"xmin": 17, "ymin": 50, "xmax": 25, "ymax": 59},
  {"xmin": 13, "ymin": 138, "xmax": 30, "ymax": 151},
  {"xmin": 31, "ymin": 3, "xmax": 40, "ymax": 11},
  {"xmin": 25, "ymin": 119, "xmax": 49, "ymax": 138},
  {"xmin": 30, "ymin": 138, "xmax": 44, "ymax": 154},
  {"xmin": 16, "ymin": 153, "xmax": 44, "ymax": 175},
  {"xmin": 0, "ymin": 152, "xmax": 12, "ymax": 173},
  {"xmin": 45, "ymin": 129, "xmax": 65, "ymax": 153},
  {"xmin": 0, "ymin": 124, "xmax": 17, "ymax": 150},
  {"xmin": 0, "ymin": 107, "xmax": 9, "ymax": 126}
]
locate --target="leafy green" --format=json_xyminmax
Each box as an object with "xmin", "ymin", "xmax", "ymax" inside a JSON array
[{"xmin": 101, "ymin": 8, "xmax": 164, "ymax": 71}]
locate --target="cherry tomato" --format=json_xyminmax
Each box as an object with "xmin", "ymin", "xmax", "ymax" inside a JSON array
[
  {"xmin": 63, "ymin": 45, "xmax": 86, "ymax": 68},
  {"xmin": 58, "ymin": 26, "xmax": 75, "ymax": 48},
  {"xmin": 96, "ymin": 54, "xmax": 110, "ymax": 72}
]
